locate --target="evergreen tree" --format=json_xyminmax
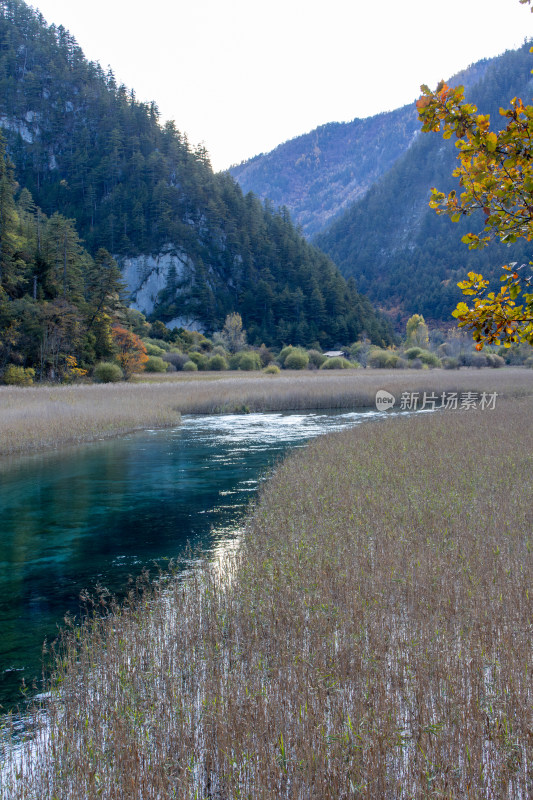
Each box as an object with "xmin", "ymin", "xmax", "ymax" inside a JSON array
[{"xmin": 0, "ymin": 0, "xmax": 393, "ymax": 352}]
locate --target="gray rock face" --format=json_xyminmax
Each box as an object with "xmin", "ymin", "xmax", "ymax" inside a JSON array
[
  {"xmin": 164, "ymin": 316, "xmax": 205, "ymax": 333},
  {"xmin": 119, "ymin": 247, "xmax": 205, "ymax": 332},
  {"xmin": 0, "ymin": 114, "xmax": 38, "ymax": 143}
]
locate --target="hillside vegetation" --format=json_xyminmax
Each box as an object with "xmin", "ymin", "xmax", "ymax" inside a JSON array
[
  {"xmin": 230, "ymin": 38, "xmax": 533, "ymax": 327},
  {"xmin": 230, "ymin": 104, "xmax": 420, "ymax": 238},
  {"xmin": 0, "ymin": 0, "xmax": 391, "ymax": 350},
  {"xmin": 229, "ymin": 60, "xmax": 492, "ymax": 240},
  {"xmin": 315, "ymin": 41, "xmax": 533, "ymax": 324}
]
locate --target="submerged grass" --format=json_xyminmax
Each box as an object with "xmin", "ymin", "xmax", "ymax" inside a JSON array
[
  {"xmin": 1, "ymin": 396, "xmax": 531, "ymax": 798},
  {"xmin": 1, "ymin": 367, "xmax": 532, "ymax": 457}
]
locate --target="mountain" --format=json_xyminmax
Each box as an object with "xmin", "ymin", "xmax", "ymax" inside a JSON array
[
  {"xmin": 0, "ymin": 0, "xmax": 393, "ymax": 351},
  {"xmin": 315, "ymin": 41, "xmax": 533, "ymax": 325},
  {"xmin": 229, "ymin": 43, "xmax": 533, "ymax": 327},
  {"xmin": 229, "ymin": 61, "xmax": 491, "ymax": 240},
  {"xmin": 229, "ymin": 106, "xmax": 420, "ymax": 239}
]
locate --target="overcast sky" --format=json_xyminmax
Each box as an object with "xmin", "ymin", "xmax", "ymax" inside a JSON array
[{"xmin": 32, "ymin": 0, "xmax": 531, "ymax": 171}]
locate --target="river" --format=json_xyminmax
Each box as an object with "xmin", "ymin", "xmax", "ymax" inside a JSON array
[{"xmin": 0, "ymin": 408, "xmax": 388, "ymax": 712}]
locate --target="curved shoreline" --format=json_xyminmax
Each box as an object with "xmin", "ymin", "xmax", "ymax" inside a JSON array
[
  {"xmin": 2, "ymin": 393, "xmax": 531, "ymax": 798},
  {"xmin": 1, "ymin": 367, "xmax": 532, "ymax": 459}
]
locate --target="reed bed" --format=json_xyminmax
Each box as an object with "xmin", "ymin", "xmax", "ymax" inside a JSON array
[
  {"xmin": 1, "ymin": 396, "xmax": 531, "ymax": 798},
  {"xmin": 0, "ymin": 382, "xmax": 181, "ymax": 458},
  {"xmin": 1, "ymin": 367, "xmax": 532, "ymax": 457}
]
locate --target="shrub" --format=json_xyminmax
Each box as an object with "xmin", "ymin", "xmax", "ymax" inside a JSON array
[
  {"xmin": 93, "ymin": 362, "xmax": 124, "ymax": 383},
  {"xmin": 405, "ymin": 346, "xmax": 423, "ymax": 361},
  {"xmin": 144, "ymin": 356, "xmax": 169, "ymax": 373},
  {"xmin": 258, "ymin": 344, "xmax": 274, "ymax": 367},
  {"xmin": 143, "ymin": 337, "xmax": 171, "ymax": 352},
  {"xmin": 144, "ymin": 342, "xmax": 166, "ymax": 357},
  {"xmin": 463, "ymin": 351, "xmax": 488, "ymax": 369},
  {"xmin": 307, "ymin": 349, "xmax": 326, "ymax": 368},
  {"xmin": 367, "ymin": 349, "xmax": 393, "ymax": 368},
  {"xmin": 525, "ymin": 356, "xmax": 533, "ymax": 369},
  {"xmin": 418, "ymin": 350, "xmax": 442, "ymax": 368},
  {"xmin": 234, "ymin": 351, "xmax": 261, "ymax": 371},
  {"xmin": 442, "ymin": 357, "xmax": 460, "ymax": 370},
  {"xmin": 410, "ymin": 358, "xmax": 423, "ymax": 369},
  {"xmin": 263, "ymin": 364, "xmax": 280, "ymax": 374},
  {"xmin": 189, "ymin": 342, "xmax": 212, "ymax": 354},
  {"xmin": 486, "ymin": 354, "xmax": 505, "ymax": 368},
  {"xmin": 320, "ymin": 357, "xmax": 355, "ymax": 370},
  {"xmin": 182, "ymin": 360, "xmax": 198, "ymax": 371},
  {"xmin": 228, "ymin": 351, "xmax": 261, "ymax": 371},
  {"xmin": 404, "ymin": 347, "xmax": 441, "ymax": 368},
  {"xmin": 284, "ymin": 349, "xmax": 309, "ymax": 370},
  {"xmin": 207, "ymin": 355, "xmax": 228, "ymax": 371},
  {"xmin": 2, "ymin": 365, "xmax": 35, "ymax": 386},
  {"xmin": 188, "ymin": 352, "xmax": 209, "ymax": 370},
  {"xmin": 162, "ymin": 352, "xmax": 189, "ymax": 371},
  {"xmin": 277, "ymin": 345, "xmax": 295, "ymax": 366},
  {"xmin": 385, "ymin": 353, "xmax": 400, "ymax": 368}
]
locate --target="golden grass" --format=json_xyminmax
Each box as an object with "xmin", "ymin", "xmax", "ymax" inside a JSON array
[
  {"xmin": 2, "ymin": 395, "xmax": 531, "ymax": 798},
  {"xmin": 1, "ymin": 367, "xmax": 532, "ymax": 457}
]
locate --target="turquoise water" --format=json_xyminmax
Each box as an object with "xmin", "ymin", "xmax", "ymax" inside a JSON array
[{"xmin": 0, "ymin": 409, "xmax": 384, "ymax": 711}]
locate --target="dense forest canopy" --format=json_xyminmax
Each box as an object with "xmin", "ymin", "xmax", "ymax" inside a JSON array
[{"xmin": 0, "ymin": 0, "xmax": 393, "ymax": 366}]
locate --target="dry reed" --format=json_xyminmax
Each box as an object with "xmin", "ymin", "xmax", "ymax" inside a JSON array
[
  {"xmin": 1, "ymin": 395, "xmax": 531, "ymax": 798},
  {"xmin": 1, "ymin": 367, "xmax": 532, "ymax": 457}
]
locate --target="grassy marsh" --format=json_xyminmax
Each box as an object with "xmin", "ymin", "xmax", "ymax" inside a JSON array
[
  {"xmin": 1, "ymin": 367, "xmax": 532, "ymax": 457},
  {"xmin": 1, "ymin": 395, "xmax": 531, "ymax": 798}
]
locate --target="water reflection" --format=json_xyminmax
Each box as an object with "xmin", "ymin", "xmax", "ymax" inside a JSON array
[{"xmin": 0, "ymin": 409, "xmax": 386, "ymax": 710}]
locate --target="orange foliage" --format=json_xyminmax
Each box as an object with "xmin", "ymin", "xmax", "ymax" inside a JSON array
[{"xmin": 111, "ymin": 325, "xmax": 148, "ymax": 378}]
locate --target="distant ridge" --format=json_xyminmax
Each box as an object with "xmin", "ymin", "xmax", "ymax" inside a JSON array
[
  {"xmin": 231, "ymin": 43, "xmax": 533, "ymax": 325},
  {"xmin": 315, "ymin": 41, "xmax": 533, "ymax": 324},
  {"xmin": 229, "ymin": 58, "xmax": 492, "ymax": 240}
]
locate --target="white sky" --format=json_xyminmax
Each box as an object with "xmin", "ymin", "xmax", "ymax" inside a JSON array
[{"xmin": 31, "ymin": 0, "xmax": 531, "ymax": 171}]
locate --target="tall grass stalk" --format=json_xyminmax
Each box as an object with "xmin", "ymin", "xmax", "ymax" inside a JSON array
[{"xmin": 1, "ymin": 397, "xmax": 531, "ymax": 798}]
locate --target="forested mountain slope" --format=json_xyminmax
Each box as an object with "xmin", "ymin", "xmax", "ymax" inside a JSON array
[
  {"xmin": 315, "ymin": 41, "xmax": 533, "ymax": 324},
  {"xmin": 229, "ymin": 61, "xmax": 491, "ymax": 240},
  {"xmin": 0, "ymin": 0, "xmax": 393, "ymax": 349},
  {"xmin": 230, "ymin": 105, "xmax": 420, "ymax": 239}
]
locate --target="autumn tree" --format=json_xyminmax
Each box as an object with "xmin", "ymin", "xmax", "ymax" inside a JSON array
[
  {"xmin": 111, "ymin": 325, "xmax": 148, "ymax": 378},
  {"xmin": 417, "ymin": 0, "xmax": 533, "ymax": 348},
  {"xmin": 217, "ymin": 312, "xmax": 247, "ymax": 354},
  {"xmin": 405, "ymin": 314, "xmax": 429, "ymax": 348}
]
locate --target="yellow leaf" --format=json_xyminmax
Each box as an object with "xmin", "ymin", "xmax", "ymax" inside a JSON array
[{"xmin": 486, "ymin": 132, "xmax": 498, "ymax": 152}]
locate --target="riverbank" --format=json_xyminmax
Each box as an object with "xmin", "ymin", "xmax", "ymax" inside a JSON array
[
  {"xmin": 1, "ymin": 367, "xmax": 533, "ymax": 457},
  {"xmin": 2, "ymin": 394, "xmax": 531, "ymax": 798}
]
